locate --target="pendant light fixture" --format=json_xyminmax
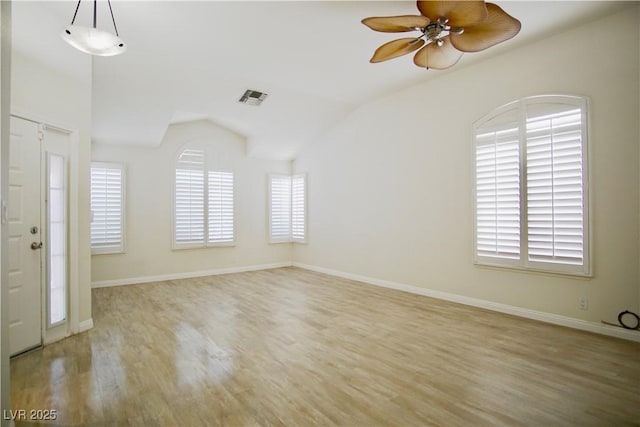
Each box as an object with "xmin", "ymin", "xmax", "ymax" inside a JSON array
[{"xmin": 61, "ymin": 0, "xmax": 126, "ymax": 56}]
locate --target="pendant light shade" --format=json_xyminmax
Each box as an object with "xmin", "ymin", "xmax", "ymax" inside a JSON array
[
  {"xmin": 61, "ymin": 0, "xmax": 126, "ymax": 56},
  {"xmin": 62, "ymin": 25, "xmax": 125, "ymax": 56}
]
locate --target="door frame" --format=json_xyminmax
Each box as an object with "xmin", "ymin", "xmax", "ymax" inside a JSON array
[{"xmin": 10, "ymin": 109, "xmax": 80, "ymax": 345}]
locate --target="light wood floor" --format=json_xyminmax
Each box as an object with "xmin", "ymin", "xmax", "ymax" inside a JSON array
[{"xmin": 11, "ymin": 267, "xmax": 640, "ymax": 426}]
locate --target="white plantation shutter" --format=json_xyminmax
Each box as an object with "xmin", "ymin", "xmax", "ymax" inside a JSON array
[
  {"xmin": 91, "ymin": 162, "xmax": 125, "ymax": 254},
  {"xmin": 174, "ymin": 147, "xmax": 236, "ymax": 248},
  {"xmin": 474, "ymin": 95, "xmax": 589, "ymax": 276},
  {"xmin": 269, "ymin": 174, "xmax": 307, "ymax": 243},
  {"xmin": 475, "ymin": 126, "xmax": 520, "ymax": 259},
  {"xmin": 291, "ymin": 174, "xmax": 306, "ymax": 242},
  {"xmin": 269, "ymin": 174, "xmax": 292, "ymax": 242},
  {"xmin": 208, "ymin": 171, "xmax": 234, "ymax": 245},
  {"xmin": 526, "ymin": 107, "xmax": 584, "ymax": 265},
  {"xmin": 175, "ymin": 148, "xmax": 205, "ymax": 247}
]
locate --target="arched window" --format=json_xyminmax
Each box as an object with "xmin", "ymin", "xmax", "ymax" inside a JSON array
[
  {"xmin": 473, "ymin": 95, "xmax": 590, "ymax": 276},
  {"xmin": 174, "ymin": 143, "xmax": 234, "ymax": 248}
]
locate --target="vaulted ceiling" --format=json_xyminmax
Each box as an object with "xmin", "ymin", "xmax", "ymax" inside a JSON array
[{"xmin": 12, "ymin": 1, "xmax": 630, "ymax": 159}]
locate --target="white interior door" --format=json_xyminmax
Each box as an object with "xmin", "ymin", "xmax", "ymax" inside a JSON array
[{"xmin": 8, "ymin": 116, "xmax": 43, "ymax": 356}]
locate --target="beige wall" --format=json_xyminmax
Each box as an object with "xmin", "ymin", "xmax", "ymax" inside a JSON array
[
  {"xmin": 91, "ymin": 120, "xmax": 292, "ymax": 283},
  {"xmin": 11, "ymin": 51, "xmax": 93, "ymax": 327},
  {"xmin": 293, "ymin": 7, "xmax": 640, "ymax": 324}
]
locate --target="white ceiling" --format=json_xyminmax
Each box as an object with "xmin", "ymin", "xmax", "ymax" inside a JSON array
[{"xmin": 12, "ymin": 1, "xmax": 631, "ymax": 159}]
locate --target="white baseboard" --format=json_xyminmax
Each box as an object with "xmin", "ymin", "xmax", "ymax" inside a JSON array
[
  {"xmin": 293, "ymin": 262, "xmax": 640, "ymax": 343},
  {"xmin": 78, "ymin": 318, "xmax": 94, "ymax": 332},
  {"xmin": 91, "ymin": 262, "xmax": 293, "ymax": 288}
]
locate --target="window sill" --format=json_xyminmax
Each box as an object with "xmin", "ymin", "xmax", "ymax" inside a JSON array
[
  {"xmin": 91, "ymin": 250, "xmax": 125, "ymax": 256},
  {"xmin": 172, "ymin": 243, "xmax": 236, "ymax": 251},
  {"xmin": 473, "ymin": 260, "xmax": 592, "ymax": 280}
]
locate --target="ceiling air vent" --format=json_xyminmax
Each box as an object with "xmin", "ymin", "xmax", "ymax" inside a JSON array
[{"xmin": 239, "ymin": 89, "xmax": 268, "ymax": 106}]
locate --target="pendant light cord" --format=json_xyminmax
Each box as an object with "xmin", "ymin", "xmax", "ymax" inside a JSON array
[
  {"xmin": 69, "ymin": 0, "xmax": 81, "ymax": 25},
  {"xmin": 93, "ymin": 0, "xmax": 98, "ymax": 28},
  {"xmin": 68, "ymin": 0, "xmax": 120, "ymax": 37},
  {"xmin": 107, "ymin": 0, "xmax": 120, "ymax": 37},
  {"xmin": 93, "ymin": 0, "xmax": 97, "ymax": 28}
]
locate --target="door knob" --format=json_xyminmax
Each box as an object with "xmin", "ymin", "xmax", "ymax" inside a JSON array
[{"xmin": 30, "ymin": 242, "xmax": 43, "ymax": 250}]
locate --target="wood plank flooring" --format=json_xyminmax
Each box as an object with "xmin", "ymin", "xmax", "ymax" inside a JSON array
[{"xmin": 10, "ymin": 267, "xmax": 640, "ymax": 426}]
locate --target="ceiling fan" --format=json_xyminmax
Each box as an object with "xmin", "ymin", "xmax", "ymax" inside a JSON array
[{"xmin": 362, "ymin": 1, "xmax": 521, "ymax": 70}]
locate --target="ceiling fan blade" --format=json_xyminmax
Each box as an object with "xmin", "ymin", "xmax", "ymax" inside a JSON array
[
  {"xmin": 449, "ymin": 3, "xmax": 521, "ymax": 52},
  {"xmin": 370, "ymin": 37, "xmax": 426, "ymax": 63},
  {"xmin": 362, "ymin": 15, "xmax": 430, "ymax": 32},
  {"xmin": 413, "ymin": 36, "xmax": 463, "ymax": 70},
  {"xmin": 416, "ymin": 1, "xmax": 488, "ymax": 28}
]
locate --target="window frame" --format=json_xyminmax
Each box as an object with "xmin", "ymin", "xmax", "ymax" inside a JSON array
[
  {"xmin": 291, "ymin": 173, "xmax": 307, "ymax": 244},
  {"xmin": 172, "ymin": 145, "xmax": 235, "ymax": 250},
  {"xmin": 90, "ymin": 161, "xmax": 126, "ymax": 255},
  {"xmin": 268, "ymin": 174, "xmax": 292, "ymax": 244},
  {"xmin": 173, "ymin": 147, "xmax": 206, "ymax": 249},
  {"xmin": 472, "ymin": 95, "xmax": 591, "ymax": 277},
  {"xmin": 268, "ymin": 173, "xmax": 307, "ymax": 244},
  {"xmin": 206, "ymin": 169, "xmax": 235, "ymax": 247}
]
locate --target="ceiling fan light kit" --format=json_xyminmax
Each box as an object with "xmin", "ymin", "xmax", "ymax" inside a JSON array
[
  {"xmin": 62, "ymin": 0, "xmax": 126, "ymax": 57},
  {"xmin": 362, "ymin": 0, "xmax": 521, "ymax": 70}
]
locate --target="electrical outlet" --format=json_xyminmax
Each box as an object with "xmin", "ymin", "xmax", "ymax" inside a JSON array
[{"xmin": 579, "ymin": 296, "xmax": 588, "ymax": 311}]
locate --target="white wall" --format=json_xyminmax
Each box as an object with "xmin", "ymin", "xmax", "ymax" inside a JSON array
[
  {"xmin": 11, "ymin": 51, "xmax": 93, "ymax": 328},
  {"xmin": 293, "ymin": 7, "xmax": 640, "ymax": 325},
  {"xmin": 91, "ymin": 120, "xmax": 292, "ymax": 284}
]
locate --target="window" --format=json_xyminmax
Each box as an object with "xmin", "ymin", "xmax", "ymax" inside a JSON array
[
  {"xmin": 90, "ymin": 162, "xmax": 125, "ymax": 254},
  {"xmin": 269, "ymin": 174, "xmax": 291, "ymax": 243},
  {"xmin": 174, "ymin": 146, "xmax": 234, "ymax": 248},
  {"xmin": 473, "ymin": 95, "xmax": 590, "ymax": 276},
  {"xmin": 269, "ymin": 173, "xmax": 306, "ymax": 243},
  {"xmin": 291, "ymin": 174, "xmax": 306, "ymax": 241},
  {"xmin": 49, "ymin": 154, "xmax": 67, "ymax": 325},
  {"xmin": 208, "ymin": 171, "xmax": 234, "ymax": 244}
]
